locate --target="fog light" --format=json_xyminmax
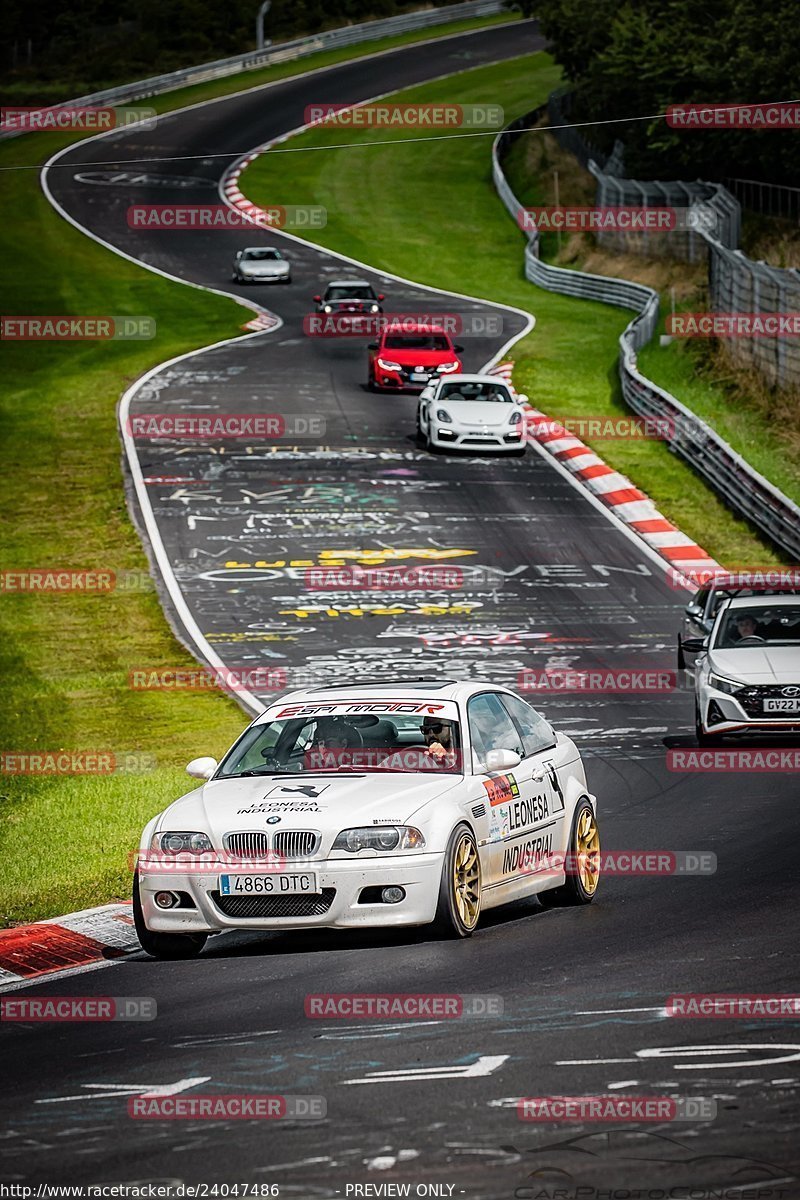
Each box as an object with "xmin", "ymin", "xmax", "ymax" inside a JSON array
[
  {"xmin": 154, "ymin": 890, "xmax": 178, "ymax": 909},
  {"xmin": 381, "ymin": 886, "xmax": 405, "ymax": 904}
]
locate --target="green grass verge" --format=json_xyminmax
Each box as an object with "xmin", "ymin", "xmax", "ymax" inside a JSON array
[
  {"xmin": 0, "ymin": 13, "xmax": 521, "ymax": 926},
  {"xmin": 241, "ymin": 52, "xmax": 786, "ymax": 568}
]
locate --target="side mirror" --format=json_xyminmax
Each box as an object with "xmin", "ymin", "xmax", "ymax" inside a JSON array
[
  {"xmin": 454, "ymin": 344, "xmax": 464, "ymax": 353},
  {"xmin": 483, "ymin": 748, "xmax": 521, "ymax": 773},
  {"xmin": 420, "ymin": 386, "xmax": 435, "ymax": 400},
  {"xmin": 186, "ymin": 756, "xmax": 218, "ymax": 780},
  {"xmin": 313, "ymin": 294, "xmax": 322, "ymax": 304},
  {"xmin": 681, "ymin": 637, "xmax": 707, "ymax": 653},
  {"xmin": 684, "ymin": 603, "xmax": 703, "ymax": 617},
  {"xmin": 234, "ymin": 250, "xmax": 243, "ymax": 260},
  {"xmin": 516, "ymin": 393, "xmax": 529, "ymax": 404},
  {"xmin": 377, "ymin": 294, "xmax": 385, "ymax": 301},
  {"xmin": 367, "ymin": 342, "xmax": 379, "ymax": 351}
]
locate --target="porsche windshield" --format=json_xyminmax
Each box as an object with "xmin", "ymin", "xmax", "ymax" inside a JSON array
[
  {"xmin": 217, "ymin": 712, "xmax": 464, "ymax": 775},
  {"xmin": 439, "ymin": 381, "xmax": 513, "ymax": 403},
  {"xmin": 715, "ymin": 604, "xmax": 800, "ymax": 648}
]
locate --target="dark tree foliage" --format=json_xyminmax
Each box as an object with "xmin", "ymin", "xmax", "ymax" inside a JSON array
[
  {"xmin": 535, "ymin": 0, "xmax": 800, "ymax": 187},
  {"xmin": 1, "ymin": 0, "xmax": 461, "ymax": 99}
]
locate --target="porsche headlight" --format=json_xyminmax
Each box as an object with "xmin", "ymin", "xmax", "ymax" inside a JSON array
[
  {"xmin": 153, "ymin": 831, "xmax": 214, "ymax": 854},
  {"xmin": 332, "ymin": 826, "xmax": 426, "ymax": 853},
  {"xmin": 508, "ymin": 410, "xmax": 523, "ymax": 425},
  {"xmin": 436, "ymin": 409, "xmax": 453, "ymax": 423},
  {"xmin": 709, "ymin": 673, "xmax": 745, "ymax": 696}
]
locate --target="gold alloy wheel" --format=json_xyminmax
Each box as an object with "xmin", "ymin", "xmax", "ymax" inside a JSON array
[
  {"xmin": 575, "ymin": 806, "xmax": 600, "ymax": 895},
  {"xmin": 453, "ymin": 832, "xmax": 481, "ymax": 928}
]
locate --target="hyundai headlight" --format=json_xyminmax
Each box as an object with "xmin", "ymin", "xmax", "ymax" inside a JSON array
[
  {"xmin": 332, "ymin": 826, "xmax": 426, "ymax": 853},
  {"xmin": 709, "ymin": 673, "xmax": 745, "ymax": 696},
  {"xmin": 436, "ymin": 409, "xmax": 453, "ymax": 423},
  {"xmin": 153, "ymin": 831, "xmax": 214, "ymax": 854}
]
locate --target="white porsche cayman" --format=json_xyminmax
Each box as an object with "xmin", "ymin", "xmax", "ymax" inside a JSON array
[
  {"xmin": 416, "ymin": 375, "xmax": 529, "ymax": 454},
  {"xmin": 133, "ymin": 680, "xmax": 599, "ymax": 958}
]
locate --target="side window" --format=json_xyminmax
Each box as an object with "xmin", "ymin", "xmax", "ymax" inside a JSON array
[
  {"xmin": 500, "ymin": 694, "xmax": 556, "ymax": 757},
  {"xmin": 467, "ymin": 693, "xmax": 524, "ymax": 766}
]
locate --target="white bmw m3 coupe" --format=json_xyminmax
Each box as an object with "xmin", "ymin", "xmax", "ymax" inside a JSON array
[{"xmin": 133, "ymin": 680, "xmax": 600, "ymax": 958}]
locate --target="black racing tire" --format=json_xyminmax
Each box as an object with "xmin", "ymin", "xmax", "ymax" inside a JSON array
[
  {"xmin": 432, "ymin": 824, "xmax": 481, "ymax": 938},
  {"xmin": 509, "ymin": 446, "xmax": 527, "ymax": 457},
  {"xmin": 539, "ymin": 798, "xmax": 600, "ymax": 907},
  {"xmin": 133, "ymin": 871, "xmax": 207, "ymax": 960}
]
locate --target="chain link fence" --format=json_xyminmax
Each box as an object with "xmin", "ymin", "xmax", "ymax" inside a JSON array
[
  {"xmin": 492, "ymin": 113, "xmax": 800, "ymax": 558},
  {"xmin": 546, "ymin": 89, "xmax": 800, "ymax": 389}
]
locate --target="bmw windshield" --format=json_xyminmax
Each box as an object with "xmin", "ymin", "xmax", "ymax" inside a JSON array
[{"xmin": 217, "ymin": 711, "xmax": 464, "ymax": 775}]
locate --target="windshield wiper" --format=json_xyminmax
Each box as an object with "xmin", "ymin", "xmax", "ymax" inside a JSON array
[{"xmin": 222, "ymin": 769, "xmax": 295, "ymax": 777}]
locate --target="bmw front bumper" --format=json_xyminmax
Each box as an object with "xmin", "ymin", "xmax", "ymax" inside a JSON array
[{"xmin": 138, "ymin": 852, "xmax": 445, "ymax": 933}]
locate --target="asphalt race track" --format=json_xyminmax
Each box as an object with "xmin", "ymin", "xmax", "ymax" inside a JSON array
[{"xmin": 3, "ymin": 22, "xmax": 799, "ymax": 1197}]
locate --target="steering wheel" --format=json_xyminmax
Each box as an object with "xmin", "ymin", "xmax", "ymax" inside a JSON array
[{"xmin": 737, "ymin": 635, "xmax": 765, "ymax": 644}]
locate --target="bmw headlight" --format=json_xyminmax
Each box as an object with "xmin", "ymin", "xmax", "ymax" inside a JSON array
[
  {"xmin": 377, "ymin": 358, "xmax": 402, "ymax": 371},
  {"xmin": 332, "ymin": 826, "xmax": 426, "ymax": 853},
  {"xmin": 436, "ymin": 409, "xmax": 453, "ymax": 423},
  {"xmin": 709, "ymin": 673, "xmax": 745, "ymax": 696},
  {"xmin": 153, "ymin": 831, "xmax": 214, "ymax": 854},
  {"xmin": 508, "ymin": 410, "xmax": 523, "ymax": 425},
  {"xmin": 437, "ymin": 361, "xmax": 459, "ymax": 373}
]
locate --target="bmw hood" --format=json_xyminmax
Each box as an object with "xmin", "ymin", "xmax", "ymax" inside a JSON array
[
  {"xmin": 159, "ymin": 773, "xmax": 460, "ymax": 841},
  {"xmin": 709, "ymin": 646, "xmax": 800, "ymax": 684},
  {"xmin": 440, "ymin": 400, "xmax": 516, "ymax": 426}
]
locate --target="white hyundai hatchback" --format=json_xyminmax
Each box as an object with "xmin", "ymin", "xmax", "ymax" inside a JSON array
[
  {"xmin": 133, "ymin": 680, "xmax": 599, "ymax": 958},
  {"xmin": 680, "ymin": 594, "xmax": 800, "ymax": 744}
]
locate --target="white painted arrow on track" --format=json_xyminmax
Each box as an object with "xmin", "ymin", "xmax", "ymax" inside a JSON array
[
  {"xmin": 36, "ymin": 1076, "xmax": 211, "ymax": 1103},
  {"xmin": 341, "ymin": 1054, "xmax": 508, "ymax": 1085}
]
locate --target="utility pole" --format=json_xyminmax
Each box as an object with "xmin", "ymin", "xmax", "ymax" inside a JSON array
[{"xmin": 256, "ymin": 1, "xmax": 272, "ymax": 50}]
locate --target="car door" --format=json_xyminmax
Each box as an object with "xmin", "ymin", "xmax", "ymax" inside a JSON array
[{"xmin": 466, "ymin": 691, "xmax": 562, "ymax": 900}]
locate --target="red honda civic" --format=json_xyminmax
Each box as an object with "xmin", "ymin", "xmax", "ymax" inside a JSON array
[{"xmin": 367, "ymin": 323, "xmax": 464, "ymax": 392}]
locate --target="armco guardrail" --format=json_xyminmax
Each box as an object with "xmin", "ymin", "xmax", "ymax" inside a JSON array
[
  {"xmin": 493, "ymin": 111, "xmax": 800, "ymax": 559},
  {"xmin": 0, "ymin": 0, "xmax": 508, "ymax": 141}
]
